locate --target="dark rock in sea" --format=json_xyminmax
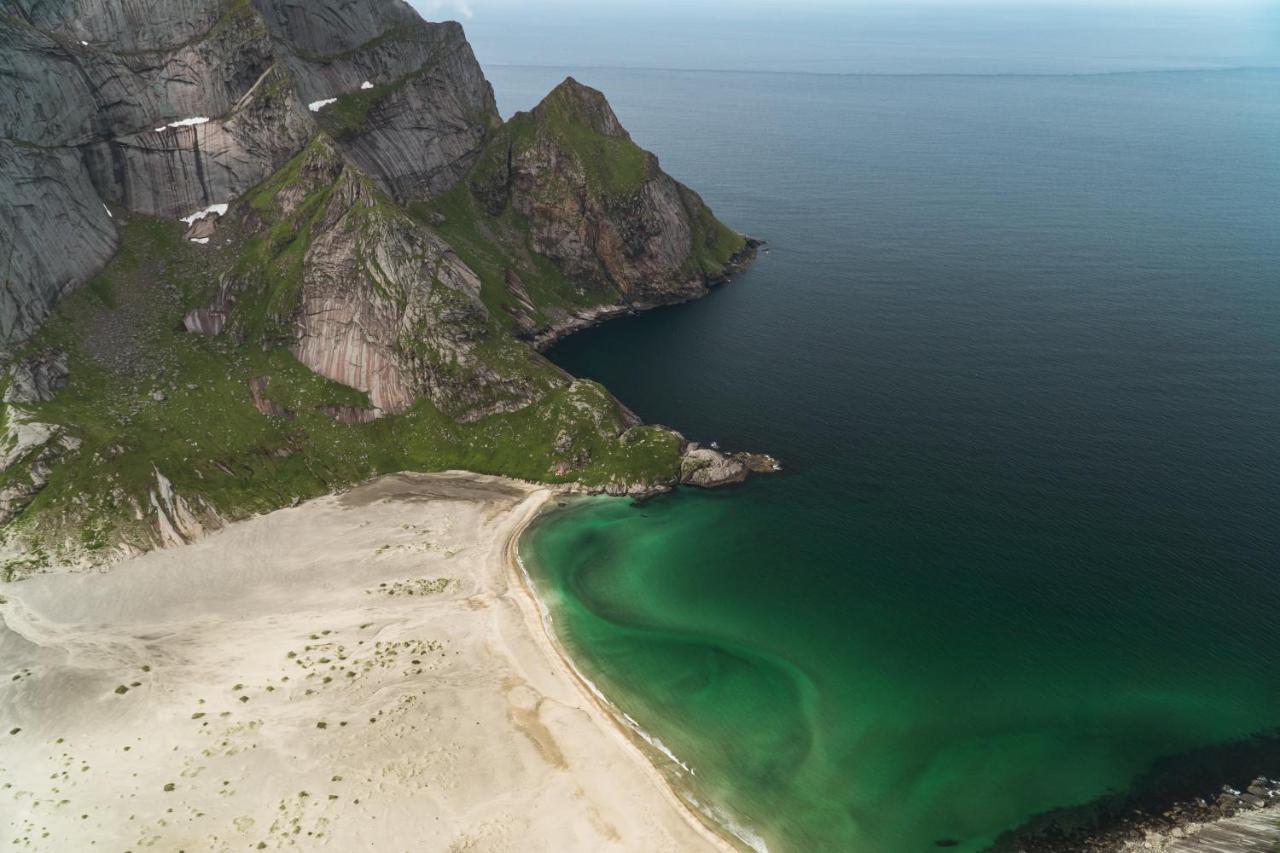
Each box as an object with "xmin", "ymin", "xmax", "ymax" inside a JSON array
[
  {"xmin": 990, "ymin": 730, "xmax": 1280, "ymax": 852},
  {"xmin": 734, "ymin": 451, "xmax": 783, "ymax": 474}
]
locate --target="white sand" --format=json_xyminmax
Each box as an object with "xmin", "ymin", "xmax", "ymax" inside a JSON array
[{"xmin": 0, "ymin": 472, "xmax": 727, "ymax": 852}]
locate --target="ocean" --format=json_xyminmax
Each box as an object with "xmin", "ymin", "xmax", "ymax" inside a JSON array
[{"xmin": 493, "ymin": 55, "xmax": 1280, "ymax": 853}]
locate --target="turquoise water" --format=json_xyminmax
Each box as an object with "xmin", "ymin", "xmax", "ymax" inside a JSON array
[{"xmin": 509, "ymin": 66, "xmax": 1280, "ymax": 851}]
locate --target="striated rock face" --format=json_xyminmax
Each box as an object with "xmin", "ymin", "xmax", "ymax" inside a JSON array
[
  {"xmin": 14, "ymin": 0, "xmax": 230, "ymax": 53},
  {"xmin": 0, "ymin": 142, "xmax": 119, "ymax": 355},
  {"xmin": 149, "ymin": 467, "xmax": 219, "ymax": 548},
  {"xmin": 81, "ymin": 67, "xmax": 315, "ymax": 218},
  {"xmin": 0, "ymin": 0, "xmax": 499, "ymax": 352},
  {"xmin": 239, "ymin": 139, "xmax": 549, "ymax": 421},
  {"xmin": 297, "ymin": 19, "xmax": 500, "ymax": 204}
]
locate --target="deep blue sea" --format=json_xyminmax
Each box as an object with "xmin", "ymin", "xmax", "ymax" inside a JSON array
[{"xmin": 486, "ymin": 52, "xmax": 1280, "ymax": 853}]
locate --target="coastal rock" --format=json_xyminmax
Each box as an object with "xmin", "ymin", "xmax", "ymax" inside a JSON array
[
  {"xmin": 734, "ymin": 451, "xmax": 783, "ymax": 474},
  {"xmin": 679, "ymin": 446, "xmax": 749, "ymax": 488},
  {"xmin": 465, "ymin": 77, "xmax": 756, "ymax": 343},
  {"xmin": 5, "ymin": 350, "xmax": 69, "ymax": 404}
]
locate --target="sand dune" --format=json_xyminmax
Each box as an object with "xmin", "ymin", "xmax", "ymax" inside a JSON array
[{"xmin": 0, "ymin": 472, "xmax": 726, "ymax": 852}]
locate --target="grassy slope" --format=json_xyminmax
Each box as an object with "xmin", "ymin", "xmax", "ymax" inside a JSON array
[
  {"xmin": 1, "ymin": 86, "xmax": 748, "ymax": 570},
  {"xmin": 1, "ymin": 205, "xmax": 679, "ymax": 572}
]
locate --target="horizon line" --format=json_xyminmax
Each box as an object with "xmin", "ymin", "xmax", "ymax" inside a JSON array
[{"xmin": 482, "ymin": 61, "xmax": 1280, "ymax": 81}]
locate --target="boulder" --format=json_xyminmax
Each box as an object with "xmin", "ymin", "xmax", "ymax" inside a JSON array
[
  {"xmin": 679, "ymin": 446, "xmax": 748, "ymax": 488},
  {"xmin": 5, "ymin": 350, "xmax": 69, "ymax": 404}
]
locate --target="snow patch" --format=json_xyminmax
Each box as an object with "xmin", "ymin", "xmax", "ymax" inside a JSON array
[
  {"xmin": 102, "ymin": 203, "xmax": 113, "ymax": 219},
  {"xmin": 361, "ymin": 80, "xmax": 374, "ymax": 90},
  {"xmin": 179, "ymin": 203, "xmax": 229, "ymax": 226},
  {"xmin": 308, "ymin": 98, "xmax": 338, "ymax": 112},
  {"xmin": 190, "ymin": 237, "xmax": 210, "ymax": 245},
  {"xmin": 79, "ymin": 40, "xmax": 88, "ymax": 46},
  {"xmin": 155, "ymin": 116, "xmax": 210, "ymax": 133}
]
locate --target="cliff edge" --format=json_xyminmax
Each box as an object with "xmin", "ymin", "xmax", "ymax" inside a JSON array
[{"xmin": 0, "ymin": 0, "xmax": 765, "ymax": 571}]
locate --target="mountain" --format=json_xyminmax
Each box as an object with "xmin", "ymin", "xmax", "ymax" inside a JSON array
[{"xmin": 0, "ymin": 0, "xmax": 762, "ymax": 572}]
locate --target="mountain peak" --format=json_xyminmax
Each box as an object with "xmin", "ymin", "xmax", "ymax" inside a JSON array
[{"xmin": 533, "ymin": 77, "xmax": 628, "ymax": 138}]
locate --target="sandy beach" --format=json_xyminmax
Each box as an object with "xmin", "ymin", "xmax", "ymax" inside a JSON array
[{"xmin": 0, "ymin": 472, "xmax": 728, "ymax": 852}]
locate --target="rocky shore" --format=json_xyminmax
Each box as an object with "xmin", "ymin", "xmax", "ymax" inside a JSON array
[
  {"xmin": 997, "ymin": 774, "xmax": 1280, "ymax": 852},
  {"xmin": 529, "ymin": 237, "xmax": 764, "ymax": 352},
  {"xmin": 577, "ymin": 440, "xmax": 781, "ymax": 498}
]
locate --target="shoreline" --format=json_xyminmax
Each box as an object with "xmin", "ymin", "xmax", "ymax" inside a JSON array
[
  {"xmin": 530, "ymin": 237, "xmax": 763, "ymax": 352},
  {"xmin": 0, "ymin": 472, "xmax": 735, "ymax": 851},
  {"xmin": 503, "ymin": 495, "xmax": 757, "ymax": 853}
]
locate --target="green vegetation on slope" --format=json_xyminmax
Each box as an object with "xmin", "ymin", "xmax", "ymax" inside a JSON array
[
  {"xmin": 0, "ymin": 81, "xmax": 753, "ymax": 570},
  {"xmin": 421, "ymin": 183, "xmax": 605, "ymax": 335},
  {"xmin": 425, "ymin": 79, "xmax": 748, "ymax": 338},
  {"xmin": 1, "ymin": 209, "xmax": 680, "ymax": 571}
]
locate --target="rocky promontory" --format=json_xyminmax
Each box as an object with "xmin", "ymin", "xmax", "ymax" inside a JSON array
[{"xmin": 0, "ymin": 0, "xmax": 766, "ymax": 570}]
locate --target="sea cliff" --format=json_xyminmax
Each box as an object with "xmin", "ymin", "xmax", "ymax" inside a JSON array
[{"xmin": 0, "ymin": 0, "xmax": 767, "ymax": 573}]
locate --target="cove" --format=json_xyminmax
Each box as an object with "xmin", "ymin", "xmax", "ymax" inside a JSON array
[{"xmin": 512, "ymin": 65, "xmax": 1280, "ymax": 852}]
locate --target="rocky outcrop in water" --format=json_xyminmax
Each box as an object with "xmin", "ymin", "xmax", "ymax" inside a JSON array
[
  {"xmin": 679, "ymin": 446, "xmax": 749, "ymax": 488},
  {"xmin": 678, "ymin": 445, "xmax": 781, "ymax": 488},
  {"xmin": 996, "ymin": 773, "xmax": 1280, "ymax": 853}
]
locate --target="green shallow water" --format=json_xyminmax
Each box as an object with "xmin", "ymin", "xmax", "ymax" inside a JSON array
[
  {"xmin": 522, "ymin": 487, "xmax": 1280, "ymax": 851},
  {"xmin": 508, "ymin": 65, "xmax": 1280, "ymax": 852}
]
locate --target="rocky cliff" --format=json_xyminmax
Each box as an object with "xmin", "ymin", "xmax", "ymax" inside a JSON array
[
  {"xmin": 0, "ymin": 0, "xmax": 762, "ymax": 571},
  {"xmin": 439, "ymin": 77, "xmax": 758, "ymax": 344},
  {"xmin": 2, "ymin": 0, "xmax": 498, "ymax": 353}
]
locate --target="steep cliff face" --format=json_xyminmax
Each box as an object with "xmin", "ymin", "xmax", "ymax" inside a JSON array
[
  {"xmin": 0, "ymin": 0, "xmax": 760, "ymax": 571},
  {"xmin": 0, "ymin": 142, "xmax": 118, "ymax": 351},
  {"xmin": 435, "ymin": 78, "xmax": 755, "ymax": 343},
  {"xmin": 1, "ymin": 0, "xmax": 499, "ymax": 353},
  {"xmin": 297, "ymin": 19, "xmax": 500, "ymax": 203},
  {"xmin": 218, "ymin": 138, "xmax": 551, "ymax": 421}
]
